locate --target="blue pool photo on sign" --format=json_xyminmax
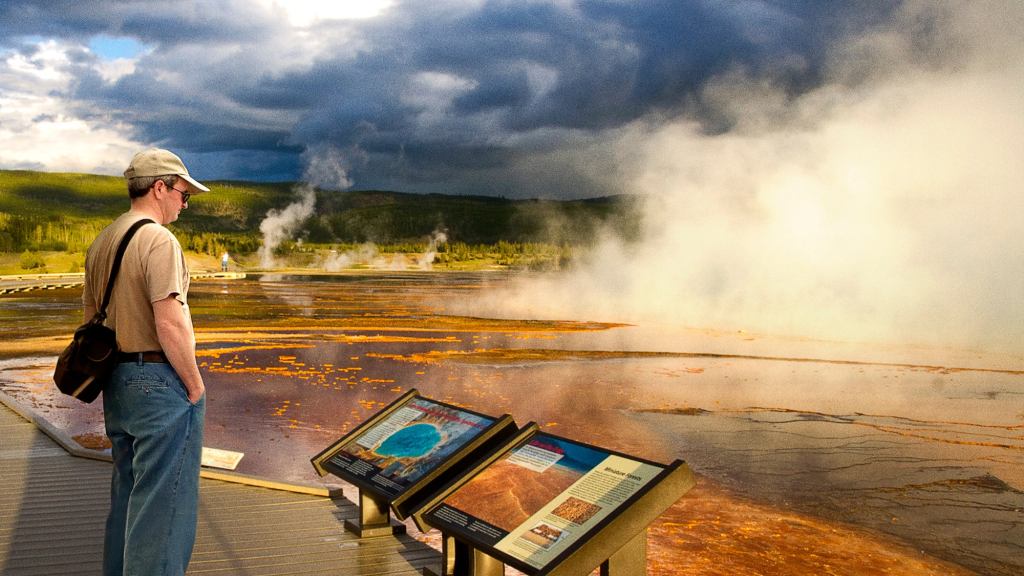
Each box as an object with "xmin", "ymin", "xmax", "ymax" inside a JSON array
[
  {"xmin": 376, "ymin": 422, "xmax": 443, "ymax": 458},
  {"xmin": 328, "ymin": 396, "xmax": 496, "ymax": 497}
]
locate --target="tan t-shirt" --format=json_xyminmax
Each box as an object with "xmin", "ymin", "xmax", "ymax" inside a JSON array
[{"xmin": 82, "ymin": 210, "xmax": 192, "ymax": 353}]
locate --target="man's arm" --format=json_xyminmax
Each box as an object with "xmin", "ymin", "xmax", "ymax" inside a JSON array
[
  {"xmin": 84, "ymin": 302, "xmax": 97, "ymax": 324},
  {"xmin": 153, "ymin": 296, "xmax": 205, "ymax": 404}
]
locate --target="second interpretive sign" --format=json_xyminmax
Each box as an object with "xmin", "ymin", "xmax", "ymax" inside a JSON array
[{"xmin": 424, "ymin": 428, "xmax": 673, "ymax": 573}]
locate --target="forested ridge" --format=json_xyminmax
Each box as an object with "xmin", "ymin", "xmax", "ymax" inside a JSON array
[{"xmin": 0, "ymin": 170, "xmax": 640, "ymax": 270}]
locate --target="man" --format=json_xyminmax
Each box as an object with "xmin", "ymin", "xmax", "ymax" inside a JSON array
[{"xmin": 83, "ymin": 148, "xmax": 209, "ymax": 576}]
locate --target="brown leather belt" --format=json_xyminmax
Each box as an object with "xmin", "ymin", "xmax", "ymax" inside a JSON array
[{"xmin": 117, "ymin": 351, "xmax": 169, "ymax": 363}]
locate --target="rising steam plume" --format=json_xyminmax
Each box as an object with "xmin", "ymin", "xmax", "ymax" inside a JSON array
[
  {"xmin": 258, "ymin": 145, "xmax": 358, "ymax": 268},
  {"xmin": 258, "ymin": 186, "xmax": 316, "ymax": 269},
  {"xmin": 320, "ymin": 230, "xmax": 448, "ymax": 271},
  {"xmin": 257, "ymin": 145, "xmax": 450, "ymax": 271},
  {"xmin": 461, "ymin": 2, "xmax": 1024, "ymax": 353}
]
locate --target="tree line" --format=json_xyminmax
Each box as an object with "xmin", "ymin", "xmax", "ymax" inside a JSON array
[{"xmin": 1, "ymin": 169, "xmax": 640, "ymax": 269}]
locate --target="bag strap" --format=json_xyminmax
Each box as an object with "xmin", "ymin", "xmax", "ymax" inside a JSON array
[{"xmin": 95, "ymin": 218, "xmax": 155, "ymax": 322}]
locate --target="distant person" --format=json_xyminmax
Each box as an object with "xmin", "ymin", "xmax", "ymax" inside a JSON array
[
  {"xmin": 221, "ymin": 251, "xmax": 229, "ymax": 272},
  {"xmin": 83, "ymin": 148, "xmax": 209, "ymax": 576}
]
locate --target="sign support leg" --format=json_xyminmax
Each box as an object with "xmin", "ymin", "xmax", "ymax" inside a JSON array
[
  {"xmin": 600, "ymin": 529, "xmax": 647, "ymax": 576},
  {"xmin": 467, "ymin": 544, "xmax": 505, "ymax": 576},
  {"xmin": 343, "ymin": 489, "xmax": 407, "ymax": 538},
  {"xmin": 423, "ymin": 532, "xmax": 458, "ymax": 576},
  {"xmin": 425, "ymin": 537, "xmax": 505, "ymax": 576}
]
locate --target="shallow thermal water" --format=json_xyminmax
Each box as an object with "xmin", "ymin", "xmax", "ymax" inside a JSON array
[{"xmin": 1, "ymin": 272, "xmax": 1021, "ymax": 575}]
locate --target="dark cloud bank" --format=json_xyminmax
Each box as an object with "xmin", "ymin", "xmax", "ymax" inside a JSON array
[
  {"xmin": 2, "ymin": 0, "xmax": 899, "ymax": 197},
  {"xmin": 3, "ymin": 1, "xmax": 1022, "ymax": 352}
]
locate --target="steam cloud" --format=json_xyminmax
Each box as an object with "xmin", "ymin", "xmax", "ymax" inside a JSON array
[
  {"xmin": 417, "ymin": 230, "xmax": 448, "ymax": 270},
  {"xmin": 321, "ymin": 230, "xmax": 448, "ymax": 271},
  {"xmin": 258, "ymin": 145, "xmax": 359, "ymax": 268},
  {"xmin": 463, "ymin": 2, "xmax": 1024, "ymax": 353},
  {"xmin": 257, "ymin": 186, "xmax": 316, "ymax": 269},
  {"xmin": 259, "ymin": 142, "xmax": 449, "ymax": 272}
]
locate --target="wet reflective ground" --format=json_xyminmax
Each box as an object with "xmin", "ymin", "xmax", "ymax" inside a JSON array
[{"xmin": 1, "ymin": 273, "xmax": 1021, "ymax": 575}]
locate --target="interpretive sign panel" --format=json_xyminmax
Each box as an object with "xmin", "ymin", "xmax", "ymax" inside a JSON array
[
  {"xmin": 422, "ymin": 427, "xmax": 686, "ymax": 575},
  {"xmin": 312, "ymin": 389, "xmax": 516, "ymax": 520}
]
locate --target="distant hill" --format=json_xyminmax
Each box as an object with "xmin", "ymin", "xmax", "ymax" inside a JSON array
[
  {"xmin": 310, "ymin": 189, "xmax": 640, "ymax": 245},
  {"xmin": 0, "ymin": 170, "xmax": 640, "ymax": 255}
]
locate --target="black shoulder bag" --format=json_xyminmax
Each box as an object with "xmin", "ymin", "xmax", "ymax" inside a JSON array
[{"xmin": 53, "ymin": 218, "xmax": 154, "ymax": 403}]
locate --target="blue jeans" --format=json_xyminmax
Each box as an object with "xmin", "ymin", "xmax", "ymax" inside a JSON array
[{"xmin": 103, "ymin": 361, "xmax": 205, "ymax": 576}]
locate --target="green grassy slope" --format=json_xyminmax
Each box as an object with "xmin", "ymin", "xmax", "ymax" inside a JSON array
[{"xmin": 0, "ymin": 169, "xmax": 641, "ymax": 261}]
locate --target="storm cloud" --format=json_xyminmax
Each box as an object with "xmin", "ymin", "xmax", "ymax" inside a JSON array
[
  {"xmin": 2, "ymin": 1, "xmax": 1021, "ymax": 350},
  {"xmin": 2, "ymin": 0, "xmax": 898, "ymax": 196}
]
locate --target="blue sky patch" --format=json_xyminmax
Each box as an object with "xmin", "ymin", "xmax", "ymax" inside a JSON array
[{"xmin": 88, "ymin": 35, "xmax": 145, "ymax": 60}]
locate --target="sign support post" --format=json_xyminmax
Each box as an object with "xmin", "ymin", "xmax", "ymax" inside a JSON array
[
  {"xmin": 425, "ymin": 533, "xmax": 506, "ymax": 576},
  {"xmin": 462, "ymin": 542, "xmax": 505, "ymax": 576},
  {"xmin": 600, "ymin": 529, "xmax": 646, "ymax": 576},
  {"xmin": 344, "ymin": 488, "xmax": 407, "ymax": 538},
  {"xmin": 423, "ymin": 533, "xmax": 458, "ymax": 576}
]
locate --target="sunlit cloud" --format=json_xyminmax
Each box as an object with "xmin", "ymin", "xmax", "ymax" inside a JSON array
[
  {"xmin": 248, "ymin": 0, "xmax": 394, "ymax": 27},
  {"xmin": 0, "ymin": 38, "xmax": 143, "ymax": 173},
  {"xmin": 402, "ymin": 71, "xmax": 480, "ymax": 129}
]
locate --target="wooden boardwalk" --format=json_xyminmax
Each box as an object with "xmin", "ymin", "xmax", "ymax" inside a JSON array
[
  {"xmin": 0, "ymin": 403, "xmax": 439, "ymax": 575},
  {"xmin": 0, "ymin": 273, "xmax": 85, "ymax": 295},
  {"xmin": 0, "ymin": 272, "xmax": 245, "ymax": 295}
]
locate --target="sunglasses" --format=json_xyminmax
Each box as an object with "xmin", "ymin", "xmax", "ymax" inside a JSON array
[{"xmin": 170, "ymin": 186, "xmax": 191, "ymax": 204}]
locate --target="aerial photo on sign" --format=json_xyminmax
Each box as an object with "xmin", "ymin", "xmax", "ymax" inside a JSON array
[{"xmin": 430, "ymin": 434, "xmax": 664, "ymax": 569}]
